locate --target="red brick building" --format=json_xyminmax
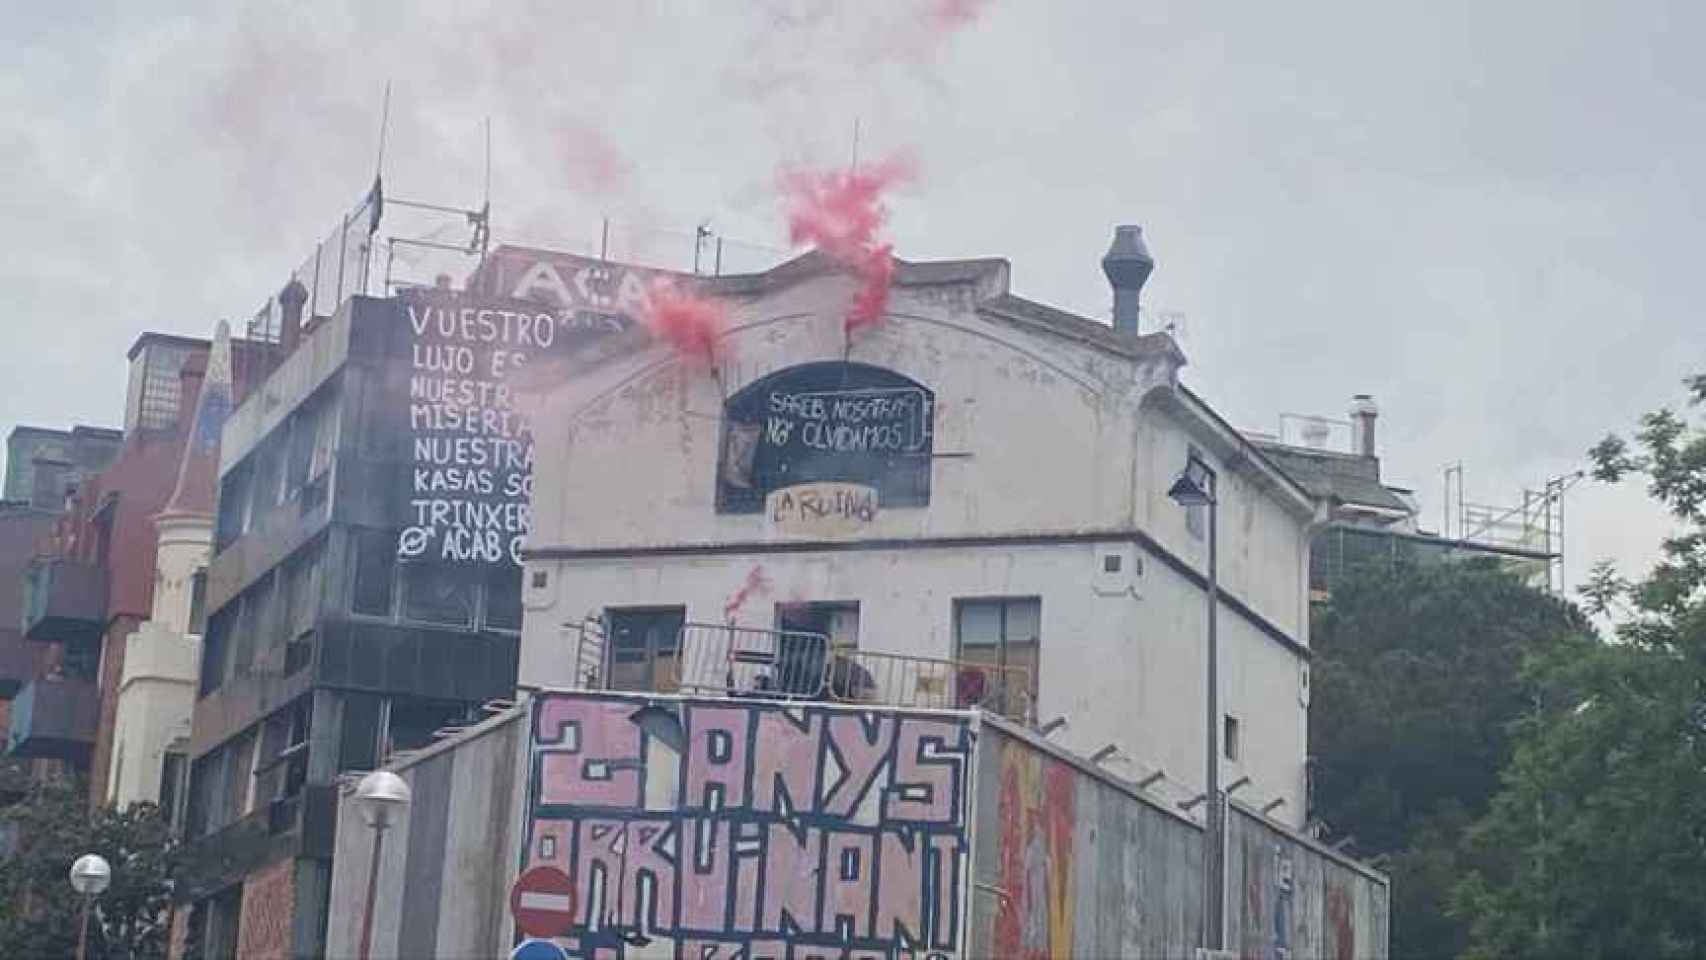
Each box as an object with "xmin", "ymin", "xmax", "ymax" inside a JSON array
[{"xmin": 4, "ymin": 332, "xmax": 267, "ymax": 806}]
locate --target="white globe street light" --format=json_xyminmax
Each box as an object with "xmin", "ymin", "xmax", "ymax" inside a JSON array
[
  {"xmin": 355, "ymin": 770, "xmax": 413, "ymax": 959},
  {"xmin": 69, "ymin": 853, "xmax": 111, "ymax": 960}
]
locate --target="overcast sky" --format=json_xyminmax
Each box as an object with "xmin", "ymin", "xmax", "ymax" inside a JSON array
[{"xmin": 6, "ymin": 0, "xmax": 1700, "ymax": 593}]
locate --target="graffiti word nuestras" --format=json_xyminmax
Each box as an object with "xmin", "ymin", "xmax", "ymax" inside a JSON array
[{"xmin": 524, "ymin": 695, "xmax": 974, "ymax": 959}]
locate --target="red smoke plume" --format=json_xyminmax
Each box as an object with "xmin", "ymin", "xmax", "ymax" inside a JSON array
[
  {"xmin": 558, "ymin": 117, "xmax": 631, "ymax": 193},
  {"xmin": 723, "ymin": 565, "xmax": 770, "ymax": 622},
  {"xmin": 638, "ymin": 284, "xmax": 730, "ymax": 367},
  {"xmin": 781, "ymin": 155, "xmax": 915, "ymax": 334},
  {"xmin": 930, "ymin": 0, "xmax": 990, "ymax": 29}
]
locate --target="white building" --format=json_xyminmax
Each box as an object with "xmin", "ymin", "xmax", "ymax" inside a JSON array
[{"xmin": 513, "ymin": 229, "xmax": 1322, "ymax": 824}]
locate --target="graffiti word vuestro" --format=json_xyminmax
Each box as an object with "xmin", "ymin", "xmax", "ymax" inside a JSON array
[{"xmin": 522, "ymin": 694, "xmax": 974, "ymax": 959}]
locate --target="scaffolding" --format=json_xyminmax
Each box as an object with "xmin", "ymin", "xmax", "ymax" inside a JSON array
[{"xmin": 1441, "ymin": 466, "xmax": 1581, "ymax": 593}]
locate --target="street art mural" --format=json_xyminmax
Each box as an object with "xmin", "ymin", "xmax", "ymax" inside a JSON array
[
  {"xmin": 991, "ymin": 746, "xmax": 1077, "ymax": 959},
  {"xmin": 519, "ymin": 692, "xmax": 975, "ymax": 959}
]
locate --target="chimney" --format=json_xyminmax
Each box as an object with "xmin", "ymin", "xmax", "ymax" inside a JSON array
[
  {"xmin": 1349, "ymin": 394, "xmax": 1378, "ymax": 458},
  {"xmin": 1101, "ymin": 225, "xmax": 1154, "ymax": 335},
  {"xmin": 279, "ymin": 277, "xmax": 309, "ymax": 354}
]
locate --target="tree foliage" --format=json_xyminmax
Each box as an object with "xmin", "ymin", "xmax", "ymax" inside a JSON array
[
  {"xmin": 0, "ymin": 775, "xmax": 179, "ymax": 959},
  {"xmin": 1310, "ymin": 559, "xmax": 1588, "ymax": 959},
  {"xmin": 1454, "ymin": 375, "xmax": 1706, "ymax": 959}
]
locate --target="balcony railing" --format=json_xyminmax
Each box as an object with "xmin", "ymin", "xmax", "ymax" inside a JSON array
[
  {"xmin": 663, "ymin": 622, "xmax": 1035, "ymax": 722},
  {"xmin": 0, "ymin": 628, "xmax": 34, "ymax": 698},
  {"xmin": 21, "ymin": 557, "xmax": 108, "ymax": 644},
  {"xmin": 4, "ymin": 676, "xmax": 98, "ymax": 762}
]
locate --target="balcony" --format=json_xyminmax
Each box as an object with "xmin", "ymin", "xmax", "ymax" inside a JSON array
[
  {"xmin": 0, "ymin": 628, "xmax": 34, "ymax": 698},
  {"xmin": 5, "ymin": 676, "xmax": 99, "ymax": 762},
  {"xmin": 0, "ymin": 755, "xmax": 31, "ymax": 801},
  {"xmin": 22, "ymin": 558, "xmax": 108, "ymax": 644}
]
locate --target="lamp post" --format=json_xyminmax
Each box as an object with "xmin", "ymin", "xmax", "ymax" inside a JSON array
[
  {"xmin": 355, "ymin": 770, "xmax": 412, "ymax": 960},
  {"xmin": 1168, "ymin": 452, "xmax": 1222, "ymax": 951},
  {"xmin": 69, "ymin": 853, "xmax": 111, "ymax": 960}
]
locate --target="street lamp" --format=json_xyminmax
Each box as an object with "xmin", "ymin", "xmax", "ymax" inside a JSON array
[
  {"xmin": 1168, "ymin": 452, "xmax": 1222, "ymax": 952},
  {"xmin": 356, "ymin": 770, "xmax": 412, "ymax": 960},
  {"xmin": 69, "ymin": 852, "xmax": 111, "ymax": 960}
]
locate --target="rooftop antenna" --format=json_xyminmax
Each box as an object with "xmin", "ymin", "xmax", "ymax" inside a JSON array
[
  {"xmin": 850, "ymin": 117, "xmax": 861, "ymax": 173},
  {"xmin": 374, "ymin": 80, "xmax": 392, "ymax": 182},
  {"xmin": 482, "ymin": 116, "xmax": 492, "ymax": 215}
]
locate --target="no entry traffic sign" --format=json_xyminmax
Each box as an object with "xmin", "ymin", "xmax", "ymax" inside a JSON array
[
  {"xmin": 510, "ymin": 939, "xmax": 569, "ymax": 960},
  {"xmin": 510, "ymin": 866, "xmax": 577, "ymax": 939}
]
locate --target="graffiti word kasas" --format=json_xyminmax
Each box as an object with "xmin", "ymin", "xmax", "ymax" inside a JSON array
[{"xmin": 525, "ymin": 695, "xmax": 974, "ymax": 959}]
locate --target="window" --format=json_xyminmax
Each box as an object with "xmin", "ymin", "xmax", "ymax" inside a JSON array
[
  {"xmin": 188, "ymin": 569, "xmax": 209, "ymax": 635},
  {"xmin": 160, "ymin": 751, "xmax": 189, "ymax": 836},
  {"xmin": 199, "ymin": 606, "xmax": 235, "ymax": 697},
  {"xmin": 215, "ymin": 464, "xmax": 250, "ymax": 550},
  {"xmin": 351, "ymin": 529, "xmax": 396, "ymax": 616},
  {"xmin": 1224, "ymin": 715, "xmax": 1241, "ymax": 762},
  {"xmin": 401, "ymin": 562, "xmax": 474, "ymax": 627},
  {"xmin": 129, "ymin": 342, "xmax": 192, "ymax": 432},
  {"xmin": 284, "ymin": 545, "xmax": 323, "ymax": 639},
  {"xmin": 338, "ymin": 693, "xmax": 383, "ymax": 772},
  {"xmin": 385, "ymin": 698, "xmax": 475, "ymax": 756},
  {"xmin": 187, "ymin": 884, "xmax": 244, "ymax": 960},
  {"xmin": 954, "ymin": 597, "xmax": 1040, "ymax": 718},
  {"xmin": 606, "ymin": 607, "xmax": 686, "ymax": 692},
  {"xmin": 232, "ymin": 575, "xmax": 276, "ymax": 679},
  {"xmin": 485, "ymin": 563, "xmax": 523, "ymax": 632}
]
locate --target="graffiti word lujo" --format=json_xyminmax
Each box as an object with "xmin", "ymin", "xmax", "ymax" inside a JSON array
[{"xmin": 524, "ymin": 694, "xmax": 974, "ymax": 959}]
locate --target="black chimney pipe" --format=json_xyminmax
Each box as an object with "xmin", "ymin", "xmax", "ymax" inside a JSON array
[{"xmin": 1102, "ymin": 225, "xmax": 1155, "ymax": 335}]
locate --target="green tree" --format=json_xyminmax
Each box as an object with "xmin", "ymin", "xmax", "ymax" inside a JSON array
[
  {"xmin": 1454, "ymin": 375, "xmax": 1706, "ymax": 959},
  {"xmin": 0, "ymin": 775, "xmax": 179, "ymax": 959},
  {"xmin": 1310, "ymin": 559, "xmax": 1589, "ymax": 959}
]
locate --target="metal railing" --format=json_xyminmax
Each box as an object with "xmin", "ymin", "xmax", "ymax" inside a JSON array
[
  {"xmin": 673, "ymin": 622, "xmax": 833, "ymax": 699},
  {"xmin": 564, "ymin": 615, "xmax": 609, "ymax": 690},
  {"xmin": 827, "ymin": 650, "xmax": 1035, "ymax": 722}
]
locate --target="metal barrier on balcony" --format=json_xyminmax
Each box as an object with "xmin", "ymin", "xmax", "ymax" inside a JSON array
[
  {"xmin": 825, "ymin": 650, "xmax": 1036, "ymax": 723},
  {"xmin": 21, "ymin": 557, "xmax": 108, "ymax": 644},
  {"xmin": 673, "ymin": 622, "xmax": 834, "ymax": 700},
  {"xmin": 0, "ymin": 628, "xmax": 33, "ymax": 698},
  {"xmin": 5, "ymin": 676, "xmax": 98, "ymax": 762}
]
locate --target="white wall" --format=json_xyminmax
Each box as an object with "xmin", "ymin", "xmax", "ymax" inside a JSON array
[
  {"xmin": 107, "ymin": 513, "xmax": 208, "ymax": 808},
  {"xmin": 519, "ymin": 260, "xmax": 1314, "ymax": 823}
]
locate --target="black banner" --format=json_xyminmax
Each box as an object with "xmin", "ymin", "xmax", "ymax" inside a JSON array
[{"xmin": 718, "ymin": 361, "xmax": 934, "ymax": 513}]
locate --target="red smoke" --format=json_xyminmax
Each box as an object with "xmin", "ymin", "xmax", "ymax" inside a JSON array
[
  {"xmin": 723, "ymin": 565, "xmax": 770, "ymax": 622},
  {"xmin": 930, "ymin": 0, "xmax": 990, "ymax": 28},
  {"xmin": 781, "ymin": 155, "xmax": 915, "ymax": 334},
  {"xmin": 558, "ymin": 118, "xmax": 631, "ymax": 193},
  {"xmin": 637, "ymin": 284, "xmax": 730, "ymax": 367}
]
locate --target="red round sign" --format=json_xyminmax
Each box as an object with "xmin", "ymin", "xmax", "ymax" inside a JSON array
[{"xmin": 510, "ymin": 866, "xmax": 578, "ymax": 938}]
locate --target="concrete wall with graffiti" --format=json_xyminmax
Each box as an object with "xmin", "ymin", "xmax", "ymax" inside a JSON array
[
  {"xmin": 970, "ymin": 719, "xmax": 1389, "ymax": 960},
  {"xmin": 520, "ymin": 690, "xmax": 976, "ymax": 959},
  {"xmin": 321, "ymin": 689, "xmax": 1385, "ymax": 958},
  {"xmin": 323, "ymin": 706, "xmax": 532, "ymax": 959},
  {"xmin": 1226, "ymin": 802, "xmax": 1390, "ymax": 960}
]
